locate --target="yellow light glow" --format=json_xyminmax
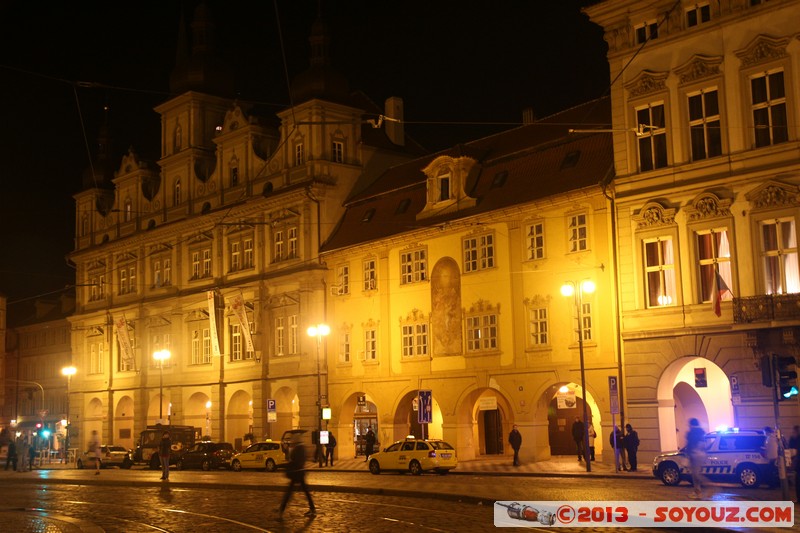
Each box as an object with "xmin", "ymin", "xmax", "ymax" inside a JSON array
[
  {"xmin": 61, "ymin": 366, "xmax": 77, "ymax": 376},
  {"xmin": 560, "ymin": 284, "xmax": 574, "ymax": 297},
  {"xmin": 559, "ymin": 385, "xmax": 569, "ymax": 393},
  {"xmin": 153, "ymin": 349, "xmax": 171, "ymax": 362},
  {"xmin": 307, "ymin": 324, "xmax": 331, "ymax": 337}
]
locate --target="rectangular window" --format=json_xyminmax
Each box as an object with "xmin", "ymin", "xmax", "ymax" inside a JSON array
[
  {"xmin": 202, "ymin": 249, "xmax": 212, "ymax": 277},
  {"xmin": 192, "ymin": 251, "xmax": 201, "ymax": 279},
  {"xmin": 98, "ymin": 274, "xmax": 105, "ymax": 298},
  {"xmin": 568, "ymin": 214, "xmax": 588, "ymax": 252},
  {"xmin": 340, "ymin": 332, "xmax": 351, "ymax": 363},
  {"xmin": 163, "ymin": 259, "xmax": 171, "ymax": 286},
  {"xmin": 751, "ymin": 70, "xmax": 788, "ymax": 147},
  {"xmin": 295, "ymin": 143, "xmax": 304, "ymax": 166},
  {"xmin": 231, "ymin": 323, "xmax": 243, "ymax": 361},
  {"xmin": 402, "ymin": 323, "xmax": 428, "ymax": 357},
  {"xmin": 401, "ymin": 248, "xmax": 427, "ymax": 284},
  {"xmin": 696, "ymin": 228, "xmax": 733, "ymax": 302},
  {"xmin": 337, "ymin": 265, "xmax": 350, "ymax": 295},
  {"xmin": 637, "ymin": 103, "xmax": 668, "ymax": 171},
  {"xmin": 466, "ymin": 314, "xmax": 497, "ymax": 352},
  {"xmin": 243, "ymin": 239, "xmax": 253, "ymax": 268},
  {"xmin": 231, "ymin": 241, "xmax": 241, "ymax": 272},
  {"xmin": 580, "ymin": 302, "xmax": 593, "ymax": 342},
  {"xmin": 760, "ymin": 218, "xmax": 800, "ymax": 294},
  {"xmin": 276, "ymin": 317, "xmax": 285, "ymax": 356},
  {"xmin": 89, "ymin": 343, "xmax": 103, "ymax": 374},
  {"xmin": 686, "ymin": 4, "xmax": 710, "ymax": 27},
  {"xmin": 464, "ymin": 234, "xmax": 495, "ymax": 272},
  {"xmin": 364, "ymin": 329, "xmax": 377, "ymax": 360},
  {"xmin": 529, "ymin": 307, "xmax": 549, "ymax": 346},
  {"xmin": 202, "ymin": 328, "xmax": 211, "ymax": 363},
  {"xmin": 129, "ymin": 266, "xmax": 136, "ymax": 293},
  {"xmin": 192, "ymin": 330, "xmax": 201, "ymax": 364},
  {"xmin": 332, "ymin": 140, "xmax": 344, "ymax": 163},
  {"xmin": 635, "ymin": 21, "xmax": 658, "ymax": 44},
  {"xmin": 688, "ymin": 89, "xmax": 722, "ymax": 161},
  {"xmin": 273, "ymin": 230, "xmax": 284, "ymax": 262},
  {"xmin": 644, "ymin": 237, "xmax": 677, "ymax": 307},
  {"xmin": 119, "ymin": 268, "xmax": 127, "ymax": 295},
  {"xmin": 527, "ymin": 222, "xmax": 545, "ymax": 260},
  {"xmin": 363, "ymin": 258, "xmax": 377, "ymax": 291},
  {"xmin": 288, "ymin": 227, "xmax": 298, "ymax": 259},
  {"xmin": 154, "ymin": 260, "xmax": 162, "ymax": 287},
  {"xmin": 289, "ymin": 314, "xmax": 298, "ymax": 355}
]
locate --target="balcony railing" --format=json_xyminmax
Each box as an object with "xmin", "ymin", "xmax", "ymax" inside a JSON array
[{"xmin": 733, "ymin": 294, "xmax": 800, "ymax": 323}]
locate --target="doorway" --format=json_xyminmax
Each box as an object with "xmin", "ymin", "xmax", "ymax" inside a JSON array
[{"xmin": 482, "ymin": 409, "xmax": 504, "ymax": 455}]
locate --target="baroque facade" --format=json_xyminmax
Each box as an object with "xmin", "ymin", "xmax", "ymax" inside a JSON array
[{"xmin": 586, "ymin": 0, "xmax": 800, "ymax": 463}]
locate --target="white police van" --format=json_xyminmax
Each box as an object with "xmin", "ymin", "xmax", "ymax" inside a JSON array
[{"xmin": 652, "ymin": 428, "xmax": 775, "ymax": 488}]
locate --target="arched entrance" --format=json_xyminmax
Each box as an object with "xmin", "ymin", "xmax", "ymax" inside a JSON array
[
  {"xmin": 147, "ymin": 391, "xmax": 170, "ymax": 425},
  {"xmin": 114, "ymin": 395, "xmax": 134, "ymax": 450},
  {"xmin": 84, "ymin": 397, "xmax": 104, "ymax": 449},
  {"xmin": 271, "ymin": 387, "xmax": 299, "ymax": 440},
  {"xmin": 656, "ymin": 356, "xmax": 733, "ymax": 452},
  {"xmin": 185, "ymin": 392, "xmax": 211, "ymax": 438},
  {"xmin": 353, "ymin": 393, "xmax": 378, "ymax": 457},
  {"xmin": 459, "ymin": 387, "xmax": 513, "ymax": 458},
  {"xmin": 542, "ymin": 382, "xmax": 602, "ymax": 458},
  {"xmin": 226, "ymin": 389, "xmax": 252, "ymax": 451},
  {"xmin": 392, "ymin": 390, "xmax": 443, "ymax": 442}
]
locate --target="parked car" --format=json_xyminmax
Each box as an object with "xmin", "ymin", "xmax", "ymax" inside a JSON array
[
  {"xmin": 77, "ymin": 445, "xmax": 133, "ymax": 469},
  {"xmin": 652, "ymin": 428, "xmax": 776, "ymax": 488},
  {"xmin": 231, "ymin": 440, "xmax": 286, "ymax": 472},
  {"xmin": 176, "ymin": 441, "xmax": 234, "ymax": 471},
  {"xmin": 368, "ymin": 437, "xmax": 457, "ymax": 475}
]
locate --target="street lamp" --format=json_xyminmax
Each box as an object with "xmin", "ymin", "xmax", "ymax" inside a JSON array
[
  {"xmin": 307, "ymin": 323, "xmax": 330, "ymax": 467},
  {"xmin": 153, "ymin": 350, "xmax": 171, "ymax": 422},
  {"xmin": 561, "ymin": 279, "xmax": 595, "ymax": 473},
  {"xmin": 61, "ymin": 366, "xmax": 76, "ymax": 463}
]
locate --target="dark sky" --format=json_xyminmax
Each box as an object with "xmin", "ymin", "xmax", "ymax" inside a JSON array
[{"xmin": 0, "ymin": 0, "xmax": 608, "ymax": 305}]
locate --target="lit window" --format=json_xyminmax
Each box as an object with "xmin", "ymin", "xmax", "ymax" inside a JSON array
[
  {"xmin": 202, "ymin": 249, "xmax": 212, "ymax": 277},
  {"xmin": 340, "ymin": 331, "xmax": 351, "ymax": 363},
  {"xmin": 275, "ymin": 317, "xmax": 285, "ymax": 356},
  {"xmin": 231, "ymin": 241, "xmax": 241, "ymax": 272},
  {"xmin": 243, "ymin": 239, "xmax": 253, "ymax": 268},
  {"xmin": 288, "ymin": 227, "xmax": 298, "ymax": 259},
  {"xmin": 364, "ymin": 329, "xmax": 377, "ymax": 360},
  {"xmin": 337, "ymin": 265, "xmax": 350, "ymax": 295},
  {"xmin": 637, "ymin": 103, "xmax": 668, "ymax": 171},
  {"xmin": 751, "ymin": 70, "xmax": 788, "ymax": 148},
  {"xmin": 273, "ymin": 230, "xmax": 284, "ymax": 262},
  {"xmin": 174, "ymin": 180, "xmax": 181, "ymax": 206},
  {"xmin": 401, "ymin": 248, "xmax": 427, "ymax": 284},
  {"xmin": 644, "ymin": 237, "xmax": 677, "ymax": 307},
  {"xmin": 527, "ymin": 222, "xmax": 545, "ymax": 260},
  {"xmin": 363, "ymin": 258, "xmax": 377, "ymax": 291},
  {"xmin": 568, "ymin": 214, "xmax": 588, "ymax": 252},
  {"xmin": 463, "ymin": 233, "xmax": 495, "ymax": 272},
  {"xmin": 163, "ymin": 259, "xmax": 171, "ymax": 286},
  {"xmin": 688, "ymin": 89, "xmax": 722, "ymax": 161},
  {"xmin": 401, "ymin": 323, "xmax": 428, "ymax": 357},
  {"xmin": 466, "ymin": 314, "xmax": 498, "ymax": 352},
  {"xmin": 696, "ymin": 228, "xmax": 733, "ymax": 302},
  {"xmin": 289, "ymin": 314, "xmax": 298, "ymax": 355},
  {"xmin": 760, "ymin": 218, "xmax": 799, "ymax": 294},
  {"xmin": 192, "ymin": 251, "xmax": 200, "ymax": 279},
  {"xmin": 124, "ymin": 199, "xmax": 132, "ymax": 222},
  {"xmin": 332, "ymin": 140, "xmax": 344, "ymax": 163}
]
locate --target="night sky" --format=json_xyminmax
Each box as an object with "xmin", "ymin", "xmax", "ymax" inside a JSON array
[{"xmin": 0, "ymin": 0, "xmax": 608, "ymax": 306}]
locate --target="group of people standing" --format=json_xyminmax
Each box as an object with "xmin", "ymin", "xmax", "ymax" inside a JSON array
[{"xmin": 3, "ymin": 437, "xmax": 39, "ymax": 472}]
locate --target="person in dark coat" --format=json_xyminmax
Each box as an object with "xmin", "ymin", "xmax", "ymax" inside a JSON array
[
  {"xmin": 508, "ymin": 425, "xmax": 522, "ymax": 466},
  {"xmin": 278, "ymin": 432, "xmax": 315, "ymax": 519},
  {"xmin": 624, "ymin": 423, "xmax": 640, "ymax": 472},
  {"xmin": 686, "ymin": 418, "xmax": 708, "ymax": 499},
  {"xmin": 324, "ymin": 432, "xmax": 336, "ymax": 467},
  {"xmin": 610, "ymin": 425, "xmax": 626, "ymax": 470},
  {"xmin": 159, "ymin": 431, "xmax": 171, "ymax": 480},
  {"xmin": 364, "ymin": 428, "xmax": 376, "ymax": 460},
  {"xmin": 4, "ymin": 439, "xmax": 17, "ymax": 471},
  {"xmin": 571, "ymin": 417, "xmax": 585, "ymax": 462}
]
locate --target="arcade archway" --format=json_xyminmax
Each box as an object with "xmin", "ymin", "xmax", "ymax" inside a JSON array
[{"xmin": 541, "ymin": 382, "xmax": 602, "ymax": 458}]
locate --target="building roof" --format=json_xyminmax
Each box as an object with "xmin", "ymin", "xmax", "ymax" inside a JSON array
[{"xmin": 321, "ymin": 98, "xmax": 612, "ymax": 252}]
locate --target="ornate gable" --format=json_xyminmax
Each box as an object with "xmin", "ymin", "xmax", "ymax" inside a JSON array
[
  {"xmin": 735, "ymin": 35, "xmax": 790, "ymax": 68},
  {"xmin": 745, "ymin": 181, "xmax": 800, "ymax": 210},
  {"xmin": 625, "ymin": 70, "xmax": 669, "ymax": 99},
  {"xmin": 685, "ymin": 192, "xmax": 732, "ymax": 221},
  {"xmin": 675, "ymin": 55, "xmax": 723, "ymax": 86},
  {"xmin": 633, "ymin": 201, "xmax": 677, "ymax": 229}
]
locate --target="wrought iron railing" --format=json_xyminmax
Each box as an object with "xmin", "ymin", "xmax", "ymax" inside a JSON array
[{"xmin": 733, "ymin": 294, "xmax": 800, "ymax": 323}]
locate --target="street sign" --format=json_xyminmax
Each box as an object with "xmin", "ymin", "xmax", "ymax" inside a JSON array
[
  {"xmin": 609, "ymin": 376, "xmax": 620, "ymax": 415},
  {"xmin": 731, "ymin": 376, "xmax": 741, "ymax": 405},
  {"xmin": 357, "ymin": 394, "xmax": 366, "ymax": 407},
  {"xmin": 418, "ymin": 390, "xmax": 432, "ymax": 424},
  {"xmin": 267, "ymin": 399, "xmax": 276, "ymax": 423}
]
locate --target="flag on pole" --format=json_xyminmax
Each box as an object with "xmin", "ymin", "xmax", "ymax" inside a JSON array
[
  {"xmin": 207, "ymin": 290, "xmax": 221, "ymax": 357},
  {"xmin": 712, "ymin": 271, "xmax": 733, "ymax": 317},
  {"xmin": 230, "ymin": 292, "xmax": 255, "ymax": 352}
]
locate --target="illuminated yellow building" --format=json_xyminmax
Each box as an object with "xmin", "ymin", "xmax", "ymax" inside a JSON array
[{"xmin": 586, "ymin": 0, "xmax": 800, "ymax": 461}]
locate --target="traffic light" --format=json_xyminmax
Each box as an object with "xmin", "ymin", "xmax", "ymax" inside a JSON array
[{"xmin": 776, "ymin": 355, "xmax": 798, "ymax": 401}]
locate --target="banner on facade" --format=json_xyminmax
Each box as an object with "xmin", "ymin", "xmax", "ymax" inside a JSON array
[
  {"xmin": 114, "ymin": 314, "xmax": 136, "ymax": 368},
  {"xmin": 230, "ymin": 292, "xmax": 255, "ymax": 352},
  {"xmin": 207, "ymin": 291, "xmax": 221, "ymax": 357}
]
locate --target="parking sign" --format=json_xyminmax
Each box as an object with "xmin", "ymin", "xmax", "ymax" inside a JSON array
[{"xmin": 418, "ymin": 390, "xmax": 432, "ymax": 424}]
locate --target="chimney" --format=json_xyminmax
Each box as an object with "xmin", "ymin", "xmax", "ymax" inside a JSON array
[
  {"xmin": 522, "ymin": 107, "xmax": 536, "ymax": 124},
  {"xmin": 385, "ymin": 97, "xmax": 405, "ymax": 146}
]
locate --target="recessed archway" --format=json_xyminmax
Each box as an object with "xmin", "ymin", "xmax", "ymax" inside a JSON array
[
  {"xmin": 114, "ymin": 395, "xmax": 134, "ymax": 450},
  {"xmin": 226, "ymin": 389, "xmax": 252, "ymax": 451}
]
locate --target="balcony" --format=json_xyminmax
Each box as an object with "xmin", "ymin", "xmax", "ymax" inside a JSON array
[{"xmin": 733, "ymin": 294, "xmax": 800, "ymax": 323}]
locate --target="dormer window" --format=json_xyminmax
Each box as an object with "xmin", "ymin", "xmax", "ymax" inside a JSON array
[
  {"xmin": 174, "ymin": 180, "xmax": 181, "ymax": 206},
  {"xmin": 124, "ymin": 199, "xmax": 132, "ymax": 222},
  {"xmin": 419, "ymin": 155, "xmax": 477, "ymax": 219},
  {"xmin": 294, "ymin": 143, "xmax": 305, "ymax": 166},
  {"xmin": 438, "ymin": 170, "xmax": 451, "ymax": 201}
]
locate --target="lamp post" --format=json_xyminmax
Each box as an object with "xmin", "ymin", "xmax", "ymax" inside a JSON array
[
  {"xmin": 561, "ymin": 279, "xmax": 595, "ymax": 473},
  {"xmin": 153, "ymin": 350, "xmax": 171, "ymax": 422},
  {"xmin": 307, "ymin": 323, "xmax": 330, "ymax": 467},
  {"xmin": 61, "ymin": 366, "xmax": 76, "ymax": 463}
]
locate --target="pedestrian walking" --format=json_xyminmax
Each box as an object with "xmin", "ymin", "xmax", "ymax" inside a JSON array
[
  {"xmin": 686, "ymin": 418, "xmax": 708, "ymax": 499},
  {"xmin": 28, "ymin": 439, "xmax": 37, "ymax": 470},
  {"xmin": 278, "ymin": 432, "xmax": 315, "ymax": 519},
  {"xmin": 571, "ymin": 417, "xmax": 585, "ymax": 462},
  {"xmin": 624, "ymin": 423, "xmax": 639, "ymax": 471},
  {"xmin": 610, "ymin": 425, "xmax": 626, "ymax": 470},
  {"xmin": 89, "ymin": 430, "xmax": 101, "ymax": 475},
  {"xmin": 5, "ymin": 439, "xmax": 17, "ymax": 471},
  {"xmin": 508, "ymin": 424, "xmax": 522, "ymax": 466},
  {"xmin": 19, "ymin": 438, "xmax": 30, "ymax": 472},
  {"xmin": 364, "ymin": 427, "xmax": 376, "ymax": 461},
  {"xmin": 587, "ymin": 422, "xmax": 597, "ymax": 461},
  {"xmin": 324, "ymin": 432, "xmax": 336, "ymax": 467},
  {"xmin": 159, "ymin": 431, "xmax": 171, "ymax": 480},
  {"xmin": 762, "ymin": 426, "xmax": 779, "ymax": 485}
]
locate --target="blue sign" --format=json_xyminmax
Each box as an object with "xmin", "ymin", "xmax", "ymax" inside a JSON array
[{"xmin": 418, "ymin": 390, "xmax": 432, "ymax": 424}]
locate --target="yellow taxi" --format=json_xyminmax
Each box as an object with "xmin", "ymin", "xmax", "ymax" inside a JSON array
[
  {"xmin": 368, "ymin": 437, "xmax": 457, "ymax": 475},
  {"xmin": 231, "ymin": 440, "xmax": 286, "ymax": 472}
]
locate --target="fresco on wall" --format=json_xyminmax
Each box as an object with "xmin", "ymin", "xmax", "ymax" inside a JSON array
[{"xmin": 431, "ymin": 257, "xmax": 462, "ymax": 355}]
